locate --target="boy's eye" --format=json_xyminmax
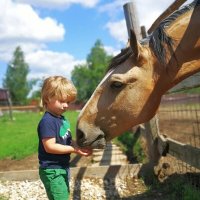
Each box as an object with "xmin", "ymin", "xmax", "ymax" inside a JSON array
[
  {"xmin": 61, "ymin": 101, "xmax": 66, "ymax": 103},
  {"xmin": 61, "ymin": 100, "xmax": 70, "ymax": 104}
]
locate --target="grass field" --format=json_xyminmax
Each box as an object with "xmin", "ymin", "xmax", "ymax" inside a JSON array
[{"xmin": 0, "ymin": 110, "xmax": 79, "ymax": 160}]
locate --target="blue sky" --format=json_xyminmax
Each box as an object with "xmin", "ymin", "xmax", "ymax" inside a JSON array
[{"xmin": 0, "ymin": 0, "xmax": 193, "ymax": 87}]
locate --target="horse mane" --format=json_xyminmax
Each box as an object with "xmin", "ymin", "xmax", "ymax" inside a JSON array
[
  {"xmin": 107, "ymin": 0, "xmax": 198, "ymax": 71},
  {"xmin": 149, "ymin": 0, "xmax": 198, "ymax": 65}
]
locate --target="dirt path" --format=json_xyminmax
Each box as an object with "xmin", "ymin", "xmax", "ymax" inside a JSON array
[
  {"xmin": 0, "ymin": 154, "xmax": 93, "ymax": 171},
  {"xmin": 0, "ymin": 154, "xmax": 39, "ymax": 171}
]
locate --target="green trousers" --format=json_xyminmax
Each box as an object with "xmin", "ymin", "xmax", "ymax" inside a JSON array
[{"xmin": 39, "ymin": 168, "xmax": 70, "ymax": 200}]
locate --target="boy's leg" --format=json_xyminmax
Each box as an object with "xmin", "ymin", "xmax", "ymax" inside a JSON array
[{"xmin": 39, "ymin": 168, "xmax": 70, "ymax": 200}]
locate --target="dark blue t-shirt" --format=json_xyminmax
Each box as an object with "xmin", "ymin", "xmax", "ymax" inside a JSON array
[{"xmin": 37, "ymin": 111, "xmax": 72, "ymax": 169}]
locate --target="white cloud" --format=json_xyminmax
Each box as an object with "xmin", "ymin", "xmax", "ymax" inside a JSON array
[
  {"xmin": 100, "ymin": 0, "xmax": 171, "ymax": 41},
  {"xmin": 137, "ymin": 0, "xmax": 194, "ymax": 29},
  {"xmin": 100, "ymin": 0, "xmax": 191, "ymax": 30},
  {"xmin": 99, "ymin": 0, "xmax": 128, "ymax": 19},
  {"xmin": 0, "ymin": 0, "xmax": 79, "ymax": 83},
  {"xmin": 100, "ymin": 0, "xmax": 195, "ymax": 47},
  {"xmin": 0, "ymin": 41, "xmax": 83, "ymax": 82},
  {"xmin": 0, "ymin": 41, "xmax": 46, "ymax": 62},
  {"xmin": 26, "ymin": 50, "xmax": 85, "ymax": 80},
  {"xmin": 105, "ymin": 19, "xmax": 128, "ymax": 44},
  {"xmin": 134, "ymin": 0, "xmax": 175, "ymax": 30},
  {"xmin": 0, "ymin": 0, "xmax": 195, "ymax": 88},
  {"xmin": 104, "ymin": 45, "xmax": 120, "ymax": 56},
  {"xmin": 0, "ymin": 0, "xmax": 65, "ymax": 42},
  {"xmin": 15, "ymin": 0, "xmax": 100, "ymax": 9}
]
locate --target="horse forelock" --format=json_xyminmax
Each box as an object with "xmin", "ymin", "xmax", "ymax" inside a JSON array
[
  {"xmin": 107, "ymin": 47, "xmax": 133, "ymax": 72},
  {"xmin": 149, "ymin": 0, "xmax": 198, "ymax": 65}
]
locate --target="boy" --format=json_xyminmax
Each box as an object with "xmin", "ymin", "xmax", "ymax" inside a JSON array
[{"xmin": 37, "ymin": 76, "xmax": 92, "ymax": 200}]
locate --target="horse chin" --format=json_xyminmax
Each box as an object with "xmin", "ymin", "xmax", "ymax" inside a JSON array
[
  {"xmin": 77, "ymin": 137, "xmax": 106, "ymax": 149},
  {"xmin": 90, "ymin": 137, "xmax": 106, "ymax": 149}
]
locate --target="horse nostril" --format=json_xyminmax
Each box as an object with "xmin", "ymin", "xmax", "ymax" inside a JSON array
[{"xmin": 76, "ymin": 128, "xmax": 85, "ymax": 141}]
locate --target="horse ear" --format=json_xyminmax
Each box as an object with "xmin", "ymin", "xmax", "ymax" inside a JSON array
[{"xmin": 130, "ymin": 29, "xmax": 140, "ymax": 59}]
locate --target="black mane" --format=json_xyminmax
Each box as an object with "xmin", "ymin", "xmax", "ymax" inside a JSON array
[{"xmin": 107, "ymin": 0, "xmax": 198, "ymax": 71}]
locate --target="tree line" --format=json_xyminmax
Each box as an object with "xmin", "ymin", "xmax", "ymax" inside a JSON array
[{"xmin": 2, "ymin": 40, "xmax": 113, "ymax": 105}]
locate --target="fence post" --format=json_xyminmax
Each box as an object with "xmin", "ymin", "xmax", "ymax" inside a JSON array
[
  {"xmin": 123, "ymin": 1, "xmax": 141, "ymax": 40},
  {"xmin": 0, "ymin": 89, "xmax": 13, "ymax": 120},
  {"xmin": 6, "ymin": 90, "xmax": 13, "ymax": 120},
  {"xmin": 144, "ymin": 116, "xmax": 161, "ymax": 166},
  {"xmin": 141, "ymin": 26, "xmax": 147, "ymax": 39}
]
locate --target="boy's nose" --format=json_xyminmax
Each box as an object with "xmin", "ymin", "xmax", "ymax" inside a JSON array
[{"xmin": 63, "ymin": 103, "xmax": 68, "ymax": 108}]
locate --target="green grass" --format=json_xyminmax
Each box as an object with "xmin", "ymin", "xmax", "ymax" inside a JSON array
[
  {"xmin": 114, "ymin": 131, "xmax": 147, "ymax": 163},
  {"xmin": 0, "ymin": 110, "xmax": 79, "ymax": 160},
  {"xmin": 0, "ymin": 194, "xmax": 8, "ymax": 200},
  {"xmin": 0, "ymin": 196, "xmax": 8, "ymax": 200},
  {"xmin": 64, "ymin": 110, "xmax": 79, "ymax": 136}
]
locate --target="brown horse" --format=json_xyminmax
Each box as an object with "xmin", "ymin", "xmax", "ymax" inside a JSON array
[{"xmin": 76, "ymin": 0, "xmax": 200, "ymax": 149}]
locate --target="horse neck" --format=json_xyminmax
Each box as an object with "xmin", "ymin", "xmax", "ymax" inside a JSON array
[{"xmin": 163, "ymin": 4, "xmax": 200, "ymax": 90}]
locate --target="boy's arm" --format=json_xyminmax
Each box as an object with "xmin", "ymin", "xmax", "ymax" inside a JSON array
[{"xmin": 42, "ymin": 137, "xmax": 92, "ymax": 156}]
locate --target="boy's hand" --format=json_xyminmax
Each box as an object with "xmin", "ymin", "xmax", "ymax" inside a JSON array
[
  {"xmin": 75, "ymin": 148, "xmax": 93, "ymax": 156},
  {"xmin": 71, "ymin": 141, "xmax": 93, "ymax": 156}
]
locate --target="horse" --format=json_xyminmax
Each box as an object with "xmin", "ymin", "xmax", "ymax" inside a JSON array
[{"xmin": 76, "ymin": 0, "xmax": 200, "ymax": 149}]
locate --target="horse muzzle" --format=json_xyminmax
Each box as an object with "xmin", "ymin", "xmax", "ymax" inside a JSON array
[{"xmin": 76, "ymin": 126, "xmax": 106, "ymax": 149}]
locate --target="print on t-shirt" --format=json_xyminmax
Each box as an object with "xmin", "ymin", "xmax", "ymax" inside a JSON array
[{"xmin": 59, "ymin": 119, "xmax": 71, "ymax": 140}]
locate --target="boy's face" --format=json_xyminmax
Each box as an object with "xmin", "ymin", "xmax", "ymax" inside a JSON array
[{"xmin": 46, "ymin": 97, "xmax": 69, "ymax": 116}]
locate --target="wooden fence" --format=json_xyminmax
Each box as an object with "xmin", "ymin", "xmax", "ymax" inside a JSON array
[
  {"xmin": 0, "ymin": 88, "xmax": 13, "ymax": 120},
  {"xmin": 143, "ymin": 113, "xmax": 200, "ymax": 170}
]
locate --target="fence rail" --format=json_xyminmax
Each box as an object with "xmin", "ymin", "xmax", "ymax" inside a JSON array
[
  {"xmin": 158, "ymin": 135, "xmax": 200, "ymax": 169},
  {"xmin": 144, "ymin": 115, "xmax": 200, "ymax": 170},
  {"xmin": 0, "ymin": 105, "xmax": 38, "ymax": 112}
]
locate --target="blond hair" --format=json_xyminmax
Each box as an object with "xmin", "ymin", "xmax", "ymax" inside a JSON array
[{"xmin": 41, "ymin": 76, "xmax": 77, "ymax": 108}]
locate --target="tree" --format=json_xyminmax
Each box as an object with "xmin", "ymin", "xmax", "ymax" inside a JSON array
[
  {"xmin": 71, "ymin": 40, "xmax": 112, "ymax": 102},
  {"xmin": 3, "ymin": 46, "xmax": 30, "ymax": 105}
]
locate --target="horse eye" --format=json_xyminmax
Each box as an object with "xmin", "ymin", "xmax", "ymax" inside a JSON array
[{"xmin": 110, "ymin": 81, "xmax": 124, "ymax": 89}]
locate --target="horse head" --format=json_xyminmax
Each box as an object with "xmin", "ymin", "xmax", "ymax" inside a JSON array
[{"xmin": 76, "ymin": 30, "xmax": 164, "ymax": 148}]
